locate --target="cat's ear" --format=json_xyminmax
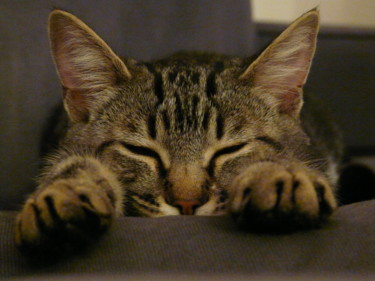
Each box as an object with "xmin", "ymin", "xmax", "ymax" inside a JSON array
[
  {"xmin": 49, "ymin": 10, "xmax": 132, "ymax": 122},
  {"xmin": 240, "ymin": 9, "xmax": 319, "ymax": 118}
]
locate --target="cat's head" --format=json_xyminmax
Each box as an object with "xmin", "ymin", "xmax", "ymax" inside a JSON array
[{"xmin": 48, "ymin": 9, "xmax": 319, "ymax": 216}]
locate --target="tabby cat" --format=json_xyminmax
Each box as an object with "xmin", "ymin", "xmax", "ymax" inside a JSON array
[{"xmin": 16, "ymin": 9, "xmax": 341, "ymax": 253}]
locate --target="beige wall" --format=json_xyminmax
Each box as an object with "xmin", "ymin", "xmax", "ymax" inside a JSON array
[{"xmin": 252, "ymin": 0, "xmax": 375, "ymax": 28}]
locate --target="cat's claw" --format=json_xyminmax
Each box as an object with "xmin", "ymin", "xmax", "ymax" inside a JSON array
[
  {"xmin": 15, "ymin": 179, "xmax": 115, "ymax": 254},
  {"xmin": 230, "ymin": 162, "xmax": 337, "ymax": 231}
]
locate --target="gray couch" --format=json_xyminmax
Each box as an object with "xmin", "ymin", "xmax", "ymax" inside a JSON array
[
  {"xmin": 1, "ymin": 200, "xmax": 375, "ymax": 280},
  {"xmin": 1, "ymin": 1, "xmax": 374, "ymax": 280}
]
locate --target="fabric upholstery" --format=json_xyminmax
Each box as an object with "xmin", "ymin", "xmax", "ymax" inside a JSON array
[{"xmin": 1, "ymin": 200, "xmax": 374, "ymax": 279}]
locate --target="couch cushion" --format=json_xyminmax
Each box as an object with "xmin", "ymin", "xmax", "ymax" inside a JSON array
[{"xmin": 1, "ymin": 200, "xmax": 374, "ymax": 279}]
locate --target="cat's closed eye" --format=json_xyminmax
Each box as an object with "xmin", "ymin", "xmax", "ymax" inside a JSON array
[
  {"xmin": 120, "ymin": 142, "xmax": 159, "ymax": 160},
  {"xmin": 120, "ymin": 142, "xmax": 167, "ymax": 176},
  {"xmin": 207, "ymin": 143, "xmax": 247, "ymax": 176},
  {"xmin": 255, "ymin": 136, "xmax": 283, "ymax": 152}
]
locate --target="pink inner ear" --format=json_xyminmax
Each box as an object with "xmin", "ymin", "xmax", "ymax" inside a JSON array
[
  {"xmin": 58, "ymin": 58, "xmax": 84, "ymax": 90},
  {"xmin": 282, "ymin": 47, "xmax": 313, "ymax": 87},
  {"xmin": 63, "ymin": 88, "xmax": 90, "ymax": 122},
  {"xmin": 254, "ymin": 45, "xmax": 312, "ymax": 91},
  {"xmin": 53, "ymin": 26, "xmax": 88, "ymax": 90},
  {"xmin": 277, "ymin": 88, "xmax": 302, "ymax": 115},
  {"xmin": 252, "ymin": 38, "xmax": 314, "ymax": 117},
  {"xmin": 241, "ymin": 11, "xmax": 318, "ymax": 118}
]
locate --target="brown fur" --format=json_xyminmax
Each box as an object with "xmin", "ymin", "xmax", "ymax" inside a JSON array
[{"xmin": 16, "ymin": 9, "xmax": 341, "ymax": 253}]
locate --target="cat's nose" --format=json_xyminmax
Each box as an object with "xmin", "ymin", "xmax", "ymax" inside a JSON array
[{"xmin": 173, "ymin": 200, "xmax": 202, "ymax": 215}]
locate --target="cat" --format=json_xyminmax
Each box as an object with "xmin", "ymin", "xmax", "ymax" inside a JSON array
[{"xmin": 16, "ymin": 8, "xmax": 341, "ymax": 253}]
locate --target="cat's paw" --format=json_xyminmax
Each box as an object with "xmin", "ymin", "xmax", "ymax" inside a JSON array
[
  {"xmin": 15, "ymin": 179, "xmax": 115, "ymax": 254},
  {"xmin": 230, "ymin": 162, "xmax": 337, "ymax": 231}
]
